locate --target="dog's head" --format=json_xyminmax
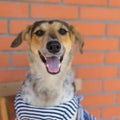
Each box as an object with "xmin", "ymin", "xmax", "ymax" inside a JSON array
[{"xmin": 11, "ymin": 20, "xmax": 84, "ymax": 74}]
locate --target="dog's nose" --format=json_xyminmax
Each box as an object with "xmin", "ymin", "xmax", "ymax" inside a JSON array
[{"xmin": 47, "ymin": 41, "xmax": 61, "ymax": 53}]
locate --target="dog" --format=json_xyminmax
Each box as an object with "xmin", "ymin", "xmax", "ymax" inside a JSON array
[{"xmin": 11, "ymin": 20, "xmax": 95, "ymax": 120}]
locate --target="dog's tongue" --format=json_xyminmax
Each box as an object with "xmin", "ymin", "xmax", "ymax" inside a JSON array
[{"xmin": 46, "ymin": 57, "xmax": 60, "ymax": 74}]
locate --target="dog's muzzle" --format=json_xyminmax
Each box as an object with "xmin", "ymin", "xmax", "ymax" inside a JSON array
[{"xmin": 38, "ymin": 41, "xmax": 64, "ymax": 74}]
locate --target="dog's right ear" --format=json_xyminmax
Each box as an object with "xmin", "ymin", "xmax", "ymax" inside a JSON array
[{"xmin": 11, "ymin": 25, "xmax": 31, "ymax": 48}]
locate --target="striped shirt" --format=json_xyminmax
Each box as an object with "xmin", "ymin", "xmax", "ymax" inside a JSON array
[{"xmin": 15, "ymin": 91, "xmax": 96, "ymax": 120}]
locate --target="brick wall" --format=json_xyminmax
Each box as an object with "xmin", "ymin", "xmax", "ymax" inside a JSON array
[{"xmin": 0, "ymin": 0, "xmax": 120, "ymax": 119}]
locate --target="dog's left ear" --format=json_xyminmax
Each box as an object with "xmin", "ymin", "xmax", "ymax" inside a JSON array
[
  {"xmin": 11, "ymin": 25, "xmax": 31, "ymax": 48},
  {"xmin": 70, "ymin": 25, "xmax": 84, "ymax": 54}
]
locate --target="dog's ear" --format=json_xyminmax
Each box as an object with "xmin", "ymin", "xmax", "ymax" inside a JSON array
[
  {"xmin": 11, "ymin": 25, "xmax": 31, "ymax": 48},
  {"xmin": 70, "ymin": 25, "xmax": 84, "ymax": 54}
]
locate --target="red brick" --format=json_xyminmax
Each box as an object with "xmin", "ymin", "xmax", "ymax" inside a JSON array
[
  {"xmin": 64, "ymin": 0, "xmax": 106, "ymax": 6},
  {"xmin": 117, "ymin": 94, "xmax": 120, "ymax": 104},
  {"xmin": 86, "ymin": 108, "xmax": 100, "ymax": 118},
  {"xmin": 104, "ymin": 80, "xmax": 120, "ymax": 91},
  {"xmin": 10, "ymin": 20, "xmax": 33, "ymax": 34},
  {"xmin": 78, "ymin": 66, "xmax": 116, "ymax": 79},
  {"xmin": 80, "ymin": 7, "xmax": 120, "ymax": 20},
  {"xmin": 71, "ymin": 22, "xmax": 105, "ymax": 36},
  {"xmin": 82, "ymin": 94, "xmax": 115, "ymax": 107},
  {"xmin": 109, "ymin": 0, "xmax": 120, "ymax": 6},
  {"xmin": 26, "ymin": 0, "xmax": 60, "ymax": 2},
  {"xmin": 80, "ymin": 80, "xmax": 102, "ymax": 93},
  {"xmin": 0, "ymin": 54, "xmax": 9, "ymax": 67},
  {"xmin": 0, "ymin": 70, "xmax": 26, "ymax": 82},
  {"xmin": 116, "ymin": 119, "xmax": 120, "ymax": 120},
  {"xmin": 102, "ymin": 106, "xmax": 120, "ymax": 118},
  {"xmin": 84, "ymin": 38, "xmax": 119, "ymax": 50},
  {"xmin": 107, "ymin": 24, "xmax": 120, "ymax": 36},
  {"xmin": 0, "ymin": 20, "xmax": 7, "ymax": 33},
  {"xmin": 0, "ymin": 2, "xmax": 28, "ymax": 18},
  {"xmin": 31, "ymin": 4, "xmax": 78, "ymax": 19},
  {"xmin": 106, "ymin": 52, "xmax": 120, "ymax": 64},
  {"xmin": 0, "ymin": 36, "xmax": 27, "ymax": 50},
  {"xmin": 73, "ymin": 53, "xmax": 103, "ymax": 64},
  {"xmin": 118, "ymin": 67, "xmax": 120, "ymax": 77},
  {"xmin": 12, "ymin": 54, "xmax": 28, "ymax": 67}
]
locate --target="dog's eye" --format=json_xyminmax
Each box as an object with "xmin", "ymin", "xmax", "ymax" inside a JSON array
[
  {"xmin": 58, "ymin": 28, "xmax": 67, "ymax": 35},
  {"xmin": 35, "ymin": 30, "xmax": 45, "ymax": 37}
]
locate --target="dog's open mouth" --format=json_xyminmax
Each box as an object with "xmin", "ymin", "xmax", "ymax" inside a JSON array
[{"xmin": 38, "ymin": 51, "xmax": 63, "ymax": 74}]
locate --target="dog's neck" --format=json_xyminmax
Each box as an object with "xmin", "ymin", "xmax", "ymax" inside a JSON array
[
  {"xmin": 21, "ymin": 49, "xmax": 75, "ymax": 107},
  {"xmin": 21, "ymin": 60, "xmax": 74, "ymax": 107}
]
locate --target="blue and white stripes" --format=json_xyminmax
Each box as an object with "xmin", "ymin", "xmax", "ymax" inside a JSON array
[
  {"xmin": 15, "ymin": 91, "xmax": 78, "ymax": 120},
  {"xmin": 15, "ymin": 91, "xmax": 96, "ymax": 120}
]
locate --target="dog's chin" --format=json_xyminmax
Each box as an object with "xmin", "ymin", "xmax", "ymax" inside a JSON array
[{"xmin": 38, "ymin": 51, "xmax": 64, "ymax": 75}]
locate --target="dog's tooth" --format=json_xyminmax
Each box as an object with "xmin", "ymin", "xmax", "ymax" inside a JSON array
[
  {"xmin": 59, "ymin": 64, "xmax": 61, "ymax": 67},
  {"xmin": 46, "ymin": 64, "xmax": 49, "ymax": 67}
]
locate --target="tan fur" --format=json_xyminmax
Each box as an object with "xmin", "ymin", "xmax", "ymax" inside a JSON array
[{"xmin": 11, "ymin": 20, "xmax": 83, "ymax": 120}]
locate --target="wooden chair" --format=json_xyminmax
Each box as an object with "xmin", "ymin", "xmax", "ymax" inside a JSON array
[{"xmin": 0, "ymin": 82, "xmax": 22, "ymax": 120}]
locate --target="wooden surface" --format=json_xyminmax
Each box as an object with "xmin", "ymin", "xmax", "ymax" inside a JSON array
[
  {"xmin": 0, "ymin": 81, "xmax": 22, "ymax": 120},
  {"xmin": 0, "ymin": 97, "xmax": 9, "ymax": 120},
  {"xmin": 0, "ymin": 81, "xmax": 22, "ymax": 97}
]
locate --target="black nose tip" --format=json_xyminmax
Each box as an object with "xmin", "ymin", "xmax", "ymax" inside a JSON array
[{"xmin": 47, "ymin": 41, "xmax": 61, "ymax": 53}]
